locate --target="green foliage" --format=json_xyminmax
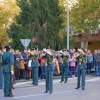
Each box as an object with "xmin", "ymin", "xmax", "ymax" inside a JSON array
[
  {"xmin": 70, "ymin": 0, "xmax": 100, "ymax": 33},
  {"xmin": 8, "ymin": 0, "xmax": 65, "ymax": 50},
  {"xmin": 0, "ymin": 0, "xmax": 19, "ymax": 47}
]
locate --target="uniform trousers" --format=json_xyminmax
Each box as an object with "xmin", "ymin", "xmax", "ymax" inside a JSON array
[
  {"xmin": 45, "ymin": 65, "xmax": 53, "ymax": 92},
  {"xmin": 61, "ymin": 62, "xmax": 69, "ymax": 82},
  {"xmin": 77, "ymin": 66, "xmax": 86, "ymax": 89},
  {"xmin": 61, "ymin": 66, "xmax": 68, "ymax": 82},
  {"xmin": 4, "ymin": 72, "xmax": 11, "ymax": 96},
  {"xmin": 0, "ymin": 68, "xmax": 3, "ymax": 88},
  {"xmin": 32, "ymin": 67, "xmax": 38, "ymax": 85}
]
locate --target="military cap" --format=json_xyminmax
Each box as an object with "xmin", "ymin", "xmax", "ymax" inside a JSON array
[
  {"xmin": 32, "ymin": 48, "xmax": 35, "ymax": 50},
  {"xmin": 46, "ymin": 46, "xmax": 50, "ymax": 49},
  {"xmin": 32, "ymin": 48, "xmax": 37, "ymax": 50},
  {"xmin": 4, "ymin": 46, "xmax": 10, "ymax": 49}
]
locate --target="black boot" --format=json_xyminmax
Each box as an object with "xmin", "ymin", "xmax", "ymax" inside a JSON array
[
  {"xmin": 44, "ymin": 90, "xmax": 48, "ymax": 93},
  {"xmin": 75, "ymin": 86, "xmax": 80, "ymax": 89}
]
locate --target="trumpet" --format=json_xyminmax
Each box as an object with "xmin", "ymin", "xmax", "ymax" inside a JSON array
[
  {"xmin": 30, "ymin": 51, "xmax": 34, "ymax": 56},
  {"xmin": 59, "ymin": 51, "xmax": 66, "ymax": 56},
  {"xmin": 46, "ymin": 51, "xmax": 52, "ymax": 56},
  {"xmin": 74, "ymin": 53, "xmax": 80, "ymax": 59},
  {"xmin": 51, "ymin": 50, "xmax": 56, "ymax": 53},
  {"xmin": 78, "ymin": 49, "xmax": 85, "ymax": 55}
]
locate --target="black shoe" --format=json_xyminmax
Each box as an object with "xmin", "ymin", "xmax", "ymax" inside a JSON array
[
  {"xmin": 64, "ymin": 81, "xmax": 67, "ymax": 83},
  {"xmin": 44, "ymin": 90, "xmax": 48, "ymax": 93},
  {"xmin": 5, "ymin": 94, "xmax": 14, "ymax": 97},
  {"xmin": 60, "ymin": 80, "xmax": 64, "ymax": 83},
  {"xmin": 75, "ymin": 86, "xmax": 80, "ymax": 89},
  {"xmin": 50, "ymin": 91, "xmax": 52, "ymax": 94},
  {"xmin": 5, "ymin": 95, "xmax": 10, "ymax": 97},
  {"xmin": 82, "ymin": 88, "xmax": 85, "ymax": 90},
  {"xmin": 12, "ymin": 87, "xmax": 15, "ymax": 89}
]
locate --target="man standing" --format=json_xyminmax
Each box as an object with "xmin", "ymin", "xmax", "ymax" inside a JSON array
[
  {"xmin": 94, "ymin": 50, "xmax": 100, "ymax": 75},
  {"xmin": 0, "ymin": 46, "xmax": 3, "ymax": 89},
  {"xmin": 60, "ymin": 49, "xmax": 70, "ymax": 83},
  {"xmin": 87, "ymin": 50, "xmax": 93, "ymax": 74},
  {"xmin": 43, "ymin": 47, "xmax": 54, "ymax": 94},
  {"xmin": 14, "ymin": 50, "xmax": 21, "ymax": 80},
  {"xmin": 30, "ymin": 48, "xmax": 39, "ymax": 85},
  {"xmin": 2, "ymin": 46, "xmax": 14, "ymax": 97},
  {"xmin": 75, "ymin": 49, "xmax": 86, "ymax": 90}
]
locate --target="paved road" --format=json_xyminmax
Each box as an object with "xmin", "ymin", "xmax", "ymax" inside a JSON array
[{"xmin": 0, "ymin": 75, "xmax": 100, "ymax": 100}]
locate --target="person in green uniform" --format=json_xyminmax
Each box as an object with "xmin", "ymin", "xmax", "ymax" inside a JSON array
[
  {"xmin": 60, "ymin": 49, "xmax": 70, "ymax": 83},
  {"xmin": 75, "ymin": 49, "xmax": 86, "ymax": 90},
  {"xmin": 43, "ymin": 47, "xmax": 54, "ymax": 94},
  {"xmin": 30, "ymin": 48, "xmax": 39, "ymax": 85},
  {"xmin": 2, "ymin": 46, "xmax": 14, "ymax": 97}
]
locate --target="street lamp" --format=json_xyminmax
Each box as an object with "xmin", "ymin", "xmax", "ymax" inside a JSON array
[{"xmin": 67, "ymin": 0, "xmax": 69, "ymax": 50}]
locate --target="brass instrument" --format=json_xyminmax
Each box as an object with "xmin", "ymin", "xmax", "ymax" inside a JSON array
[
  {"xmin": 74, "ymin": 51, "xmax": 85, "ymax": 65},
  {"xmin": 30, "ymin": 51, "xmax": 34, "ymax": 56},
  {"xmin": 46, "ymin": 51, "xmax": 52, "ymax": 56},
  {"xmin": 51, "ymin": 50, "xmax": 56, "ymax": 53},
  {"xmin": 74, "ymin": 49, "xmax": 85, "ymax": 59},
  {"xmin": 61, "ymin": 52, "xmax": 66, "ymax": 56},
  {"xmin": 39, "ymin": 53, "xmax": 45, "ymax": 58},
  {"xmin": 74, "ymin": 53, "xmax": 79, "ymax": 59},
  {"xmin": 59, "ymin": 50, "xmax": 66, "ymax": 56}
]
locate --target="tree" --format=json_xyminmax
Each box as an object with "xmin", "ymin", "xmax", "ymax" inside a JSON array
[
  {"xmin": 7, "ymin": 0, "xmax": 65, "ymax": 50},
  {"xmin": 70, "ymin": 0, "xmax": 100, "ymax": 48},
  {"xmin": 0, "ymin": 0, "xmax": 20, "ymax": 47}
]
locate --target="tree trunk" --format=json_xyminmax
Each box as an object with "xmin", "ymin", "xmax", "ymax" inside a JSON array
[{"xmin": 85, "ymin": 40, "xmax": 88, "ymax": 49}]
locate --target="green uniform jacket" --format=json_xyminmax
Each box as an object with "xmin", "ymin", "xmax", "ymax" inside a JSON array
[{"xmin": 2, "ymin": 51, "xmax": 13, "ymax": 73}]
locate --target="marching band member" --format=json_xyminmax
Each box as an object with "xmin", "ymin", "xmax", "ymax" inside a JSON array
[
  {"xmin": 60, "ymin": 49, "xmax": 70, "ymax": 83},
  {"xmin": 43, "ymin": 47, "xmax": 54, "ymax": 94},
  {"xmin": 30, "ymin": 48, "xmax": 39, "ymax": 85},
  {"xmin": 2, "ymin": 46, "xmax": 14, "ymax": 97},
  {"xmin": 74, "ymin": 49, "xmax": 87, "ymax": 90}
]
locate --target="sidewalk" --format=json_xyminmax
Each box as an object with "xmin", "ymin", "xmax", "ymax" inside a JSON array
[{"xmin": 14, "ymin": 73, "xmax": 97, "ymax": 83}]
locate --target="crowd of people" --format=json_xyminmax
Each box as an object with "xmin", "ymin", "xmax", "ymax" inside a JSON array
[
  {"xmin": 7, "ymin": 48, "xmax": 100, "ymax": 81},
  {"xmin": 0, "ymin": 47, "xmax": 100, "ymax": 81},
  {"xmin": 0, "ymin": 49, "xmax": 97, "ymax": 83}
]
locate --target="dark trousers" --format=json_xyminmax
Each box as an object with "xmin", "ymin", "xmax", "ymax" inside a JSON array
[
  {"xmin": 15, "ymin": 68, "xmax": 20, "ymax": 80},
  {"xmin": 20, "ymin": 69, "xmax": 25, "ymax": 79},
  {"xmin": 61, "ymin": 66, "xmax": 68, "ymax": 82},
  {"xmin": 26, "ymin": 68, "xmax": 31, "ymax": 79},
  {"xmin": 45, "ymin": 70, "xmax": 53, "ymax": 92},
  {"xmin": 77, "ymin": 68, "xmax": 86, "ymax": 88},
  {"xmin": 4, "ymin": 72, "xmax": 11, "ymax": 96},
  {"xmin": 41, "ymin": 66, "xmax": 45, "ymax": 74},
  {"xmin": 87, "ymin": 63, "xmax": 93, "ymax": 73},
  {"xmin": 0, "ymin": 68, "xmax": 3, "ymax": 88},
  {"xmin": 32, "ymin": 67, "xmax": 38, "ymax": 85}
]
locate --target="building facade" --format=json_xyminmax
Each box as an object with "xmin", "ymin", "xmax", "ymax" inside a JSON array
[{"xmin": 72, "ymin": 31, "xmax": 100, "ymax": 53}]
